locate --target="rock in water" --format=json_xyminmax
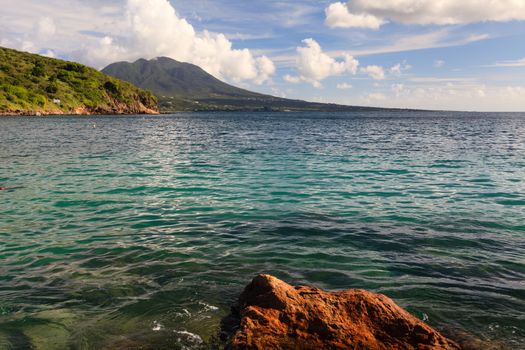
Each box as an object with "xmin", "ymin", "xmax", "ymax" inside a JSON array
[{"xmin": 224, "ymin": 274, "xmax": 460, "ymax": 350}]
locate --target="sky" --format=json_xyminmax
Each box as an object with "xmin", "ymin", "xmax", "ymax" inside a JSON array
[{"xmin": 2, "ymin": 0, "xmax": 525, "ymax": 111}]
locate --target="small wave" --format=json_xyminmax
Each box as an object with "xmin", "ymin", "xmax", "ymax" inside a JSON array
[
  {"xmin": 174, "ymin": 308, "xmax": 192, "ymax": 318},
  {"xmin": 174, "ymin": 330, "xmax": 203, "ymax": 344},
  {"xmin": 198, "ymin": 301, "xmax": 219, "ymax": 312},
  {"xmin": 497, "ymin": 199, "xmax": 525, "ymax": 206},
  {"xmin": 152, "ymin": 320, "xmax": 163, "ymax": 332}
]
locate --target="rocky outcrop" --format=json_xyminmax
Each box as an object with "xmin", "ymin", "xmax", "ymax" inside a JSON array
[
  {"xmin": 223, "ymin": 274, "xmax": 461, "ymax": 350},
  {"xmin": 0, "ymin": 104, "xmax": 158, "ymax": 116}
]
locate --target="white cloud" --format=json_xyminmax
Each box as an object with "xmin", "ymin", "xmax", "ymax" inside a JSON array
[
  {"xmin": 390, "ymin": 62, "xmax": 411, "ymax": 75},
  {"xmin": 285, "ymin": 38, "xmax": 359, "ymax": 87},
  {"xmin": 361, "ymin": 65, "xmax": 385, "ymax": 80},
  {"xmin": 366, "ymin": 92, "xmax": 386, "ymax": 101},
  {"xmin": 325, "ymin": 2, "xmax": 385, "ymax": 29},
  {"xmin": 506, "ymin": 86, "xmax": 525, "ymax": 97},
  {"xmin": 325, "ymin": 0, "xmax": 525, "ymax": 29},
  {"xmin": 358, "ymin": 83, "xmax": 525, "ymax": 111},
  {"xmin": 254, "ymin": 56, "xmax": 276, "ymax": 84},
  {"xmin": 41, "ymin": 49, "xmax": 56, "ymax": 58},
  {"xmin": 35, "ymin": 17, "xmax": 56, "ymax": 40},
  {"xmin": 337, "ymin": 83, "xmax": 353, "ymax": 89},
  {"xmin": 391, "ymin": 83, "xmax": 405, "ymax": 96},
  {"xmin": 1, "ymin": 16, "xmax": 57, "ymax": 55},
  {"xmin": 283, "ymin": 74, "xmax": 302, "ymax": 84},
  {"xmin": 327, "ymin": 29, "xmax": 489, "ymax": 58},
  {"xmin": 312, "ymin": 81, "xmax": 525, "ymax": 111},
  {"xmin": 489, "ymin": 58, "xmax": 525, "ymax": 67},
  {"xmin": 390, "ymin": 64, "xmax": 402, "ymax": 75},
  {"xmin": 434, "ymin": 60, "xmax": 445, "ymax": 68}
]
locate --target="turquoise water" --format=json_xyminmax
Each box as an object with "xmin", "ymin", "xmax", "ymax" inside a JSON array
[{"xmin": 0, "ymin": 112, "xmax": 524, "ymax": 349}]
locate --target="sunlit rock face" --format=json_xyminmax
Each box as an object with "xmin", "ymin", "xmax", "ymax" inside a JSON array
[{"xmin": 223, "ymin": 274, "xmax": 460, "ymax": 350}]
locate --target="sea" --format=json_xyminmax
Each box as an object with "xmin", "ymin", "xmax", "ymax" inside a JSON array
[{"xmin": 0, "ymin": 112, "xmax": 524, "ymax": 349}]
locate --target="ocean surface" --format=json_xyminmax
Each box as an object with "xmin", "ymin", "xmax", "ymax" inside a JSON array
[{"xmin": 0, "ymin": 112, "xmax": 524, "ymax": 349}]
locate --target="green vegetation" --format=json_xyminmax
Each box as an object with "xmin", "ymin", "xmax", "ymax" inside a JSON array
[
  {"xmin": 102, "ymin": 57, "xmax": 385, "ymax": 113},
  {"xmin": 0, "ymin": 47, "xmax": 158, "ymax": 115}
]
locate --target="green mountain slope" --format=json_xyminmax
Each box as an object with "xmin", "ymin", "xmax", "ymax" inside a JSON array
[
  {"xmin": 103, "ymin": 57, "xmax": 262, "ymax": 100},
  {"xmin": 0, "ymin": 47, "xmax": 158, "ymax": 115},
  {"xmin": 102, "ymin": 57, "xmax": 383, "ymax": 112}
]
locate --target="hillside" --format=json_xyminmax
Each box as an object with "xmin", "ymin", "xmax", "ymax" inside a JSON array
[
  {"xmin": 0, "ymin": 47, "xmax": 158, "ymax": 115},
  {"xmin": 102, "ymin": 57, "xmax": 382, "ymax": 112}
]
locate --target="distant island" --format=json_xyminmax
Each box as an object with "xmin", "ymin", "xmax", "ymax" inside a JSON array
[
  {"xmin": 102, "ymin": 57, "xmax": 390, "ymax": 113},
  {"xmin": 0, "ymin": 47, "xmax": 158, "ymax": 116}
]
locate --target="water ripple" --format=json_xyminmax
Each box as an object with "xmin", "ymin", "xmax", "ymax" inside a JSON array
[{"xmin": 0, "ymin": 112, "xmax": 524, "ymax": 349}]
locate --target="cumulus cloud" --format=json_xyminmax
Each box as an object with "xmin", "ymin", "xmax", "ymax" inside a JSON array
[
  {"xmin": 285, "ymin": 38, "xmax": 359, "ymax": 87},
  {"xmin": 361, "ymin": 65, "xmax": 385, "ymax": 80},
  {"xmin": 325, "ymin": 0, "xmax": 525, "ymax": 29},
  {"xmin": 1, "ymin": 16, "xmax": 57, "ymax": 55},
  {"xmin": 35, "ymin": 17, "xmax": 56, "ymax": 40},
  {"xmin": 283, "ymin": 75, "xmax": 302, "ymax": 84},
  {"xmin": 390, "ymin": 62, "xmax": 411, "ymax": 75},
  {"xmin": 254, "ymin": 56, "xmax": 277, "ymax": 84},
  {"xmin": 325, "ymin": 2, "xmax": 385, "ymax": 29}
]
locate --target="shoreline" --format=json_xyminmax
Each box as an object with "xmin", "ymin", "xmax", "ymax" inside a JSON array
[
  {"xmin": 0, "ymin": 108, "xmax": 159, "ymax": 117},
  {"xmin": 2, "ymin": 109, "xmax": 524, "ymax": 117}
]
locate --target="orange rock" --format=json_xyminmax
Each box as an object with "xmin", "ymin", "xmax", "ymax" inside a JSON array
[{"xmin": 225, "ymin": 274, "xmax": 460, "ymax": 350}]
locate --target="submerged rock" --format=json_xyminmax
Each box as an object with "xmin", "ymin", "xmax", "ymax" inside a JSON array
[{"xmin": 223, "ymin": 274, "xmax": 460, "ymax": 350}]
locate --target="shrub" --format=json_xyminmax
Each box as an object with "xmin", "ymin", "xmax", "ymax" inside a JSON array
[
  {"xmin": 46, "ymin": 84, "xmax": 58, "ymax": 94},
  {"xmin": 104, "ymin": 81, "xmax": 120, "ymax": 95},
  {"xmin": 30, "ymin": 94, "xmax": 46, "ymax": 107},
  {"xmin": 31, "ymin": 62, "xmax": 45, "ymax": 77},
  {"xmin": 57, "ymin": 71, "xmax": 71, "ymax": 82},
  {"xmin": 64, "ymin": 63, "xmax": 86, "ymax": 73},
  {"xmin": 3, "ymin": 85, "xmax": 29, "ymax": 100}
]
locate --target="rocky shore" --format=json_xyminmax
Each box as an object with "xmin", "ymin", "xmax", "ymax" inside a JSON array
[
  {"xmin": 222, "ymin": 275, "xmax": 500, "ymax": 350},
  {"xmin": 0, "ymin": 104, "xmax": 159, "ymax": 116}
]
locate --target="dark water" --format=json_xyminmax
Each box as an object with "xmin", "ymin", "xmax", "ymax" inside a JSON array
[{"xmin": 0, "ymin": 112, "xmax": 524, "ymax": 349}]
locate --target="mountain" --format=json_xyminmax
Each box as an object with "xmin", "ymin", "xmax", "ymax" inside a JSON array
[
  {"xmin": 102, "ymin": 57, "xmax": 383, "ymax": 112},
  {"xmin": 0, "ymin": 47, "xmax": 158, "ymax": 115}
]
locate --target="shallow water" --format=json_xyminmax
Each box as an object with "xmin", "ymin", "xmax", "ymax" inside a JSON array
[{"xmin": 0, "ymin": 112, "xmax": 524, "ymax": 349}]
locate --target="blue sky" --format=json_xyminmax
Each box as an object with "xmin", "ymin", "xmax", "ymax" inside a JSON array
[{"xmin": 2, "ymin": 0, "xmax": 525, "ymax": 111}]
